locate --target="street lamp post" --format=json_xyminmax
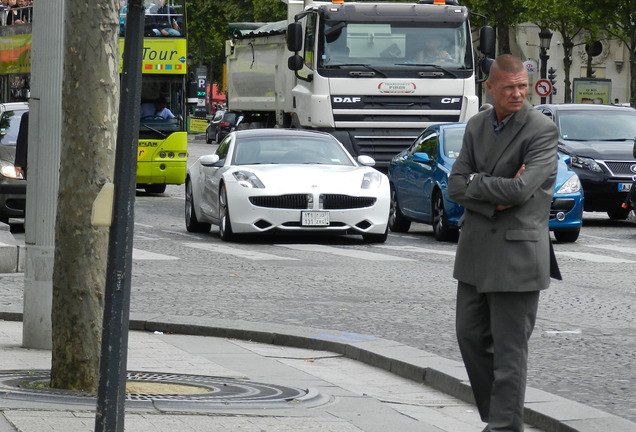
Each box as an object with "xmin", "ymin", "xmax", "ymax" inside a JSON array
[{"xmin": 538, "ymin": 27, "xmax": 553, "ymax": 104}]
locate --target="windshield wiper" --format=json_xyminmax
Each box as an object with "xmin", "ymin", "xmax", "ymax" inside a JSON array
[
  {"xmin": 325, "ymin": 63, "xmax": 387, "ymax": 78},
  {"xmin": 597, "ymin": 138, "xmax": 633, "ymax": 141},
  {"xmin": 395, "ymin": 63, "xmax": 458, "ymax": 78},
  {"xmin": 141, "ymin": 123, "xmax": 167, "ymax": 139}
]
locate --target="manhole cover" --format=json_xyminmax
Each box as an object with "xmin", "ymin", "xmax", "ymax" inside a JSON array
[{"xmin": 0, "ymin": 371, "xmax": 317, "ymax": 409}]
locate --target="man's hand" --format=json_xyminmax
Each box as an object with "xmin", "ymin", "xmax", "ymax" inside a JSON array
[{"xmin": 495, "ymin": 164, "xmax": 526, "ymax": 211}]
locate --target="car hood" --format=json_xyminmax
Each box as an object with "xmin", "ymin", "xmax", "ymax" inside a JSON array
[
  {"xmin": 559, "ymin": 139, "xmax": 634, "ymax": 160},
  {"xmin": 226, "ymin": 164, "xmax": 386, "ymax": 191}
]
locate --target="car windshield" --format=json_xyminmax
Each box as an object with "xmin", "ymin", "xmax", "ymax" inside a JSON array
[
  {"xmin": 0, "ymin": 110, "xmax": 26, "ymax": 146},
  {"xmin": 443, "ymin": 127, "xmax": 464, "ymax": 158},
  {"xmin": 557, "ymin": 110, "xmax": 636, "ymax": 141},
  {"xmin": 222, "ymin": 113, "xmax": 237, "ymax": 123},
  {"xmin": 233, "ymin": 135, "xmax": 354, "ymax": 166}
]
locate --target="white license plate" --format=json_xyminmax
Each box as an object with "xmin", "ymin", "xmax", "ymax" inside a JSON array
[
  {"xmin": 301, "ymin": 211, "xmax": 330, "ymax": 226},
  {"xmin": 618, "ymin": 183, "xmax": 633, "ymax": 192}
]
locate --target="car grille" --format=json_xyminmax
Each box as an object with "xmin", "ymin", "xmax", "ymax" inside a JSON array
[
  {"xmin": 250, "ymin": 194, "xmax": 308, "ymax": 209},
  {"xmin": 249, "ymin": 194, "xmax": 376, "ymax": 210},
  {"xmin": 602, "ymin": 160, "xmax": 636, "ymax": 177},
  {"xmin": 549, "ymin": 198, "xmax": 575, "ymax": 219},
  {"xmin": 322, "ymin": 194, "xmax": 376, "ymax": 209}
]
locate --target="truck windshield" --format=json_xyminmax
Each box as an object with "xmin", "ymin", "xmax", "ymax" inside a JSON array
[{"xmin": 319, "ymin": 21, "xmax": 471, "ymax": 71}]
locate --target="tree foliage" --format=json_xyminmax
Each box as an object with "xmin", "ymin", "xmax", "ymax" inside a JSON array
[
  {"xmin": 522, "ymin": 0, "xmax": 593, "ymax": 102},
  {"xmin": 586, "ymin": 0, "xmax": 636, "ymax": 106},
  {"xmin": 463, "ymin": 0, "xmax": 528, "ymax": 54},
  {"xmin": 186, "ymin": 0, "xmax": 285, "ymax": 84}
]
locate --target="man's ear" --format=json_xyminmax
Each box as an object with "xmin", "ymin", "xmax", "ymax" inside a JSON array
[{"xmin": 485, "ymin": 80, "xmax": 493, "ymax": 95}]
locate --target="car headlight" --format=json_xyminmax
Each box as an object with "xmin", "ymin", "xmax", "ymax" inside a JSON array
[
  {"xmin": 361, "ymin": 171, "xmax": 382, "ymax": 189},
  {"xmin": 556, "ymin": 174, "xmax": 581, "ymax": 194},
  {"xmin": 233, "ymin": 170, "xmax": 265, "ymax": 188},
  {"xmin": 0, "ymin": 161, "xmax": 22, "ymax": 179},
  {"xmin": 570, "ymin": 156, "xmax": 603, "ymax": 173}
]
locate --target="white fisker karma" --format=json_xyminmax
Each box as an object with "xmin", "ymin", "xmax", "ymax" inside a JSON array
[{"xmin": 185, "ymin": 129, "xmax": 390, "ymax": 242}]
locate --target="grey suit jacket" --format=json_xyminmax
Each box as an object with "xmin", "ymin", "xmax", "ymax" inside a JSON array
[{"xmin": 448, "ymin": 101, "xmax": 558, "ymax": 293}]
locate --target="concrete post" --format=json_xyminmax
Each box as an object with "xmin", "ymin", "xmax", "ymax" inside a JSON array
[{"xmin": 22, "ymin": 0, "xmax": 64, "ymax": 349}]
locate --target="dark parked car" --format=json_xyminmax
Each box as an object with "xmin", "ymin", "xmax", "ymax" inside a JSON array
[
  {"xmin": 535, "ymin": 103, "xmax": 636, "ymax": 219},
  {"xmin": 206, "ymin": 110, "xmax": 242, "ymax": 144},
  {"xmin": 388, "ymin": 123, "xmax": 584, "ymax": 242},
  {"xmin": 0, "ymin": 102, "xmax": 28, "ymax": 225}
]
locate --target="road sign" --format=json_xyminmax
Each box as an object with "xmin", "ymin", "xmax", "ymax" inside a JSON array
[{"xmin": 535, "ymin": 79, "xmax": 553, "ymax": 97}]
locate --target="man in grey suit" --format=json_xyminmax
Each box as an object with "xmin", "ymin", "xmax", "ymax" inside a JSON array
[{"xmin": 448, "ymin": 54, "xmax": 559, "ymax": 432}]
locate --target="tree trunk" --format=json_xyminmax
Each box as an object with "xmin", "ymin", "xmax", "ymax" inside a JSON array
[
  {"xmin": 497, "ymin": 23, "xmax": 511, "ymax": 55},
  {"xmin": 563, "ymin": 40, "xmax": 573, "ymax": 104},
  {"xmin": 51, "ymin": 0, "xmax": 119, "ymax": 392}
]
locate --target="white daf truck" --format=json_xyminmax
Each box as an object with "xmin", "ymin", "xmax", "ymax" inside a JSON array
[{"xmin": 225, "ymin": 0, "xmax": 494, "ymax": 168}]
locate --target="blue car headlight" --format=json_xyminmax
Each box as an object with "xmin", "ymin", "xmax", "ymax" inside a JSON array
[
  {"xmin": 233, "ymin": 170, "xmax": 265, "ymax": 188},
  {"xmin": 556, "ymin": 174, "xmax": 581, "ymax": 194},
  {"xmin": 361, "ymin": 171, "xmax": 382, "ymax": 189},
  {"xmin": 570, "ymin": 156, "xmax": 603, "ymax": 173}
]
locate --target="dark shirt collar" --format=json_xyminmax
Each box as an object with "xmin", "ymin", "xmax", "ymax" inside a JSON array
[{"xmin": 489, "ymin": 109, "xmax": 515, "ymax": 137}]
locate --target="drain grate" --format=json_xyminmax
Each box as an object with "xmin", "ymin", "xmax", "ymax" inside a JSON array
[{"xmin": 0, "ymin": 370, "xmax": 313, "ymax": 408}]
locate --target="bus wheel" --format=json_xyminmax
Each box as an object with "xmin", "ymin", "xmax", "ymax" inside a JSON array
[{"xmin": 145, "ymin": 184, "xmax": 167, "ymax": 194}]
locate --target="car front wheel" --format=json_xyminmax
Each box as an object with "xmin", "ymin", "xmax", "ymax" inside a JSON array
[
  {"xmin": 607, "ymin": 207, "xmax": 630, "ymax": 220},
  {"xmin": 388, "ymin": 187, "xmax": 411, "ymax": 233},
  {"xmin": 218, "ymin": 184, "xmax": 234, "ymax": 241},
  {"xmin": 185, "ymin": 179, "xmax": 211, "ymax": 233},
  {"xmin": 554, "ymin": 229, "xmax": 580, "ymax": 243},
  {"xmin": 362, "ymin": 226, "xmax": 388, "ymax": 244},
  {"xmin": 432, "ymin": 191, "xmax": 459, "ymax": 242}
]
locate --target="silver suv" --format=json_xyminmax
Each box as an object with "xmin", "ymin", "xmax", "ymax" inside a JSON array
[{"xmin": 535, "ymin": 103, "xmax": 636, "ymax": 219}]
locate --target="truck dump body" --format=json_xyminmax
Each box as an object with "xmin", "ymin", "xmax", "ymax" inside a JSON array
[{"xmin": 226, "ymin": 1, "xmax": 484, "ymax": 167}]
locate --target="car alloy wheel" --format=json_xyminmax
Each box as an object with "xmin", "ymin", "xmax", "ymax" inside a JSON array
[
  {"xmin": 185, "ymin": 179, "xmax": 211, "ymax": 233},
  {"xmin": 432, "ymin": 191, "xmax": 458, "ymax": 242},
  {"xmin": 218, "ymin": 184, "xmax": 234, "ymax": 241},
  {"xmin": 388, "ymin": 187, "xmax": 411, "ymax": 233}
]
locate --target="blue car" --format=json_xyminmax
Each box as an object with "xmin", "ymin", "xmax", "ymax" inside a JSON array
[{"xmin": 388, "ymin": 123, "xmax": 584, "ymax": 243}]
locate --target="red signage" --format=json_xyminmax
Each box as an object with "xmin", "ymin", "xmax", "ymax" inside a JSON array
[{"xmin": 535, "ymin": 79, "xmax": 552, "ymax": 97}]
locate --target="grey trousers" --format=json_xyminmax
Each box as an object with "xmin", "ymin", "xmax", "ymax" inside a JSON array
[{"xmin": 456, "ymin": 281, "xmax": 540, "ymax": 432}]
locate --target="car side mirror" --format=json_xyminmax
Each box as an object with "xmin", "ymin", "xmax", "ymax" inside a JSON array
[
  {"xmin": 413, "ymin": 152, "xmax": 432, "ymax": 164},
  {"xmin": 357, "ymin": 155, "xmax": 375, "ymax": 167},
  {"xmin": 200, "ymin": 154, "xmax": 220, "ymax": 167}
]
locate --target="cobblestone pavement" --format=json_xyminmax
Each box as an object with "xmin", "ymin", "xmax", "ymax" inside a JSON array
[{"xmin": 3, "ymin": 138, "xmax": 635, "ymax": 424}]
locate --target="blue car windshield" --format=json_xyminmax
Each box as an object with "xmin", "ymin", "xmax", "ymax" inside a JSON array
[{"xmin": 443, "ymin": 127, "xmax": 464, "ymax": 158}]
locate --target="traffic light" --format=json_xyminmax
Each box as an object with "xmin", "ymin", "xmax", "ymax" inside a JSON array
[{"xmin": 548, "ymin": 67, "xmax": 557, "ymax": 85}]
